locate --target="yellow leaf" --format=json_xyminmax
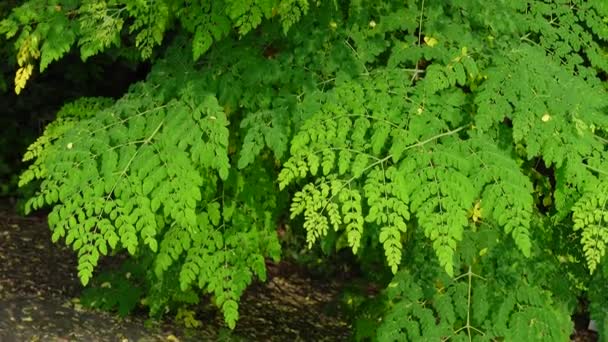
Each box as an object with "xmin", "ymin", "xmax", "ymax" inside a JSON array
[
  {"xmin": 17, "ymin": 47, "xmax": 28, "ymax": 67},
  {"xmin": 15, "ymin": 64, "xmax": 33, "ymax": 94},
  {"xmin": 424, "ymin": 36, "xmax": 438, "ymax": 47},
  {"xmin": 16, "ymin": 35, "xmax": 40, "ymax": 67},
  {"xmin": 166, "ymin": 334, "xmax": 180, "ymax": 342},
  {"xmin": 469, "ymin": 200, "xmax": 482, "ymax": 223}
]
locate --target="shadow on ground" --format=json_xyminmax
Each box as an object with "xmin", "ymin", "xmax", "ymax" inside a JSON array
[{"xmin": 0, "ymin": 204, "xmax": 350, "ymax": 341}]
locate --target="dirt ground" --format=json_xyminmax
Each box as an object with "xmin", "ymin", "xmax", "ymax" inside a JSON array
[
  {"xmin": 0, "ymin": 204, "xmax": 350, "ymax": 342},
  {"xmin": 0, "ymin": 202, "xmax": 601, "ymax": 342}
]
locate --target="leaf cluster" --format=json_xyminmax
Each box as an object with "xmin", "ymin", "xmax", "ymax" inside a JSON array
[
  {"xmin": 11, "ymin": 0, "xmax": 608, "ymax": 337},
  {"xmin": 0, "ymin": 0, "xmax": 318, "ymax": 93}
]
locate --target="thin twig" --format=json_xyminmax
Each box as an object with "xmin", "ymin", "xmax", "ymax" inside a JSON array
[{"xmin": 411, "ymin": 0, "xmax": 426, "ymax": 84}]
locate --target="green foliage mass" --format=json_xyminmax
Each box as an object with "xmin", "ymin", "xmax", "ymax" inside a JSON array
[
  {"xmin": 5, "ymin": 0, "xmax": 608, "ymax": 338},
  {"xmin": 18, "ymin": 46, "xmax": 286, "ymax": 326},
  {"xmin": 358, "ymin": 226, "xmax": 577, "ymax": 342},
  {"xmin": 0, "ymin": 0, "xmax": 315, "ymax": 93}
]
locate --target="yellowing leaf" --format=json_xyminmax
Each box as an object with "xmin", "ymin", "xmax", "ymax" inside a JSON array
[
  {"xmin": 14, "ymin": 64, "xmax": 33, "ymax": 94},
  {"xmin": 424, "ymin": 36, "xmax": 438, "ymax": 47},
  {"xmin": 166, "ymin": 334, "xmax": 180, "ymax": 342},
  {"xmin": 469, "ymin": 200, "xmax": 482, "ymax": 223},
  {"xmin": 16, "ymin": 35, "xmax": 40, "ymax": 66}
]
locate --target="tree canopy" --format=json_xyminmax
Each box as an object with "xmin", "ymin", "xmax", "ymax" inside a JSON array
[{"xmin": 2, "ymin": 0, "xmax": 608, "ymax": 339}]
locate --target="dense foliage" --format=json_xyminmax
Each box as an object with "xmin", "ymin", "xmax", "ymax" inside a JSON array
[{"xmin": 3, "ymin": 0, "xmax": 608, "ymax": 339}]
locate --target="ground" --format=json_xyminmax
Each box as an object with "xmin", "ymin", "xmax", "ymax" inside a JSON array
[
  {"xmin": 0, "ymin": 203, "xmax": 350, "ymax": 341},
  {"xmin": 0, "ymin": 202, "xmax": 601, "ymax": 342}
]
